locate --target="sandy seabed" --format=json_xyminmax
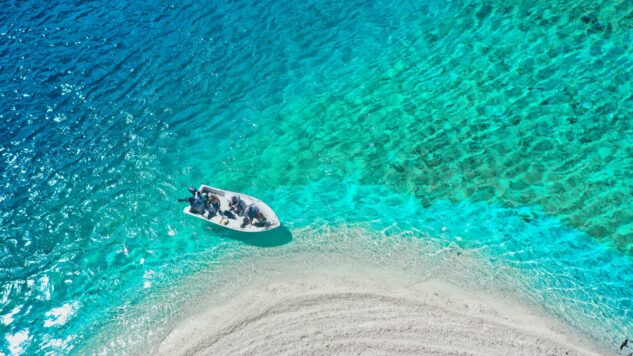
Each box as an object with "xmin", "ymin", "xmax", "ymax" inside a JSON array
[{"xmin": 156, "ymin": 251, "xmax": 604, "ymax": 356}]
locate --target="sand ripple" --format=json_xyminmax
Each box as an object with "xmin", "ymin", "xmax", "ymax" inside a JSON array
[{"xmin": 158, "ymin": 260, "xmax": 603, "ymax": 356}]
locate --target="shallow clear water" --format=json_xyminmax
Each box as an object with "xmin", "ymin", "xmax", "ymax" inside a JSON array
[{"xmin": 1, "ymin": 0, "xmax": 632, "ymax": 354}]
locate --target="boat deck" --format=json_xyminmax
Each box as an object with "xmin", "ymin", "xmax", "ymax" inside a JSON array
[{"xmin": 182, "ymin": 185, "xmax": 280, "ymax": 232}]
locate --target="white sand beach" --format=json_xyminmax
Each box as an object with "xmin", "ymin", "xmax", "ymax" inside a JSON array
[{"xmin": 157, "ymin": 251, "xmax": 605, "ymax": 356}]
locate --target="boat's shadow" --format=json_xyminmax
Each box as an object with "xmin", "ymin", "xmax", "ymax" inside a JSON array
[{"xmin": 204, "ymin": 224, "xmax": 293, "ymax": 247}]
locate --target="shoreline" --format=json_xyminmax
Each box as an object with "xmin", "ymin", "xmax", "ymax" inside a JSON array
[{"xmin": 156, "ymin": 251, "xmax": 606, "ymax": 355}]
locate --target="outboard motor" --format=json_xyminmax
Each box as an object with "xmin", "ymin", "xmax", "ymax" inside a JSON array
[{"xmin": 187, "ymin": 186, "xmax": 197, "ymax": 195}]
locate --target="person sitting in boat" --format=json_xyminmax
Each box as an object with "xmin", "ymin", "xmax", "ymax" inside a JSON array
[
  {"xmin": 178, "ymin": 189, "xmax": 206, "ymax": 215},
  {"xmin": 205, "ymin": 194, "xmax": 222, "ymax": 218},
  {"xmin": 229, "ymin": 195, "xmax": 247, "ymax": 216},
  {"xmin": 253, "ymin": 211, "xmax": 267, "ymax": 227},
  {"xmin": 240, "ymin": 204, "xmax": 267, "ymax": 228}
]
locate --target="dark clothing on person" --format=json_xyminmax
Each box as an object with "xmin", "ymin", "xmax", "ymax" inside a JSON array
[
  {"xmin": 207, "ymin": 203, "xmax": 220, "ymax": 215},
  {"xmin": 191, "ymin": 196, "xmax": 206, "ymax": 214},
  {"xmin": 178, "ymin": 192, "xmax": 206, "ymax": 215},
  {"xmin": 208, "ymin": 195, "xmax": 221, "ymax": 211},
  {"xmin": 246, "ymin": 205, "xmax": 260, "ymax": 219},
  {"xmin": 229, "ymin": 196, "xmax": 247, "ymax": 216},
  {"xmin": 205, "ymin": 195, "xmax": 221, "ymax": 218},
  {"xmin": 241, "ymin": 205, "xmax": 266, "ymax": 228},
  {"xmin": 241, "ymin": 217, "xmax": 250, "ymax": 228}
]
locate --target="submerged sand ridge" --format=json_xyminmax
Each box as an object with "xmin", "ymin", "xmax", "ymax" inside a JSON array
[{"xmin": 157, "ymin": 251, "xmax": 604, "ymax": 356}]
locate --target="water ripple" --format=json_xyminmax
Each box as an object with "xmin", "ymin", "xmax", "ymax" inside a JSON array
[{"xmin": 1, "ymin": 0, "xmax": 632, "ymax": 354}]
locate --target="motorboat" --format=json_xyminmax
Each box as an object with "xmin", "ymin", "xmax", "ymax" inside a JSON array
[{"xmin": 182, "ymin": 185, "xmax": 280, "ymax": 232}]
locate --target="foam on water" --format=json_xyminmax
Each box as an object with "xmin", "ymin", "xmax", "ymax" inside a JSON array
[
  {"xmin": 43, "ymin": 302, "xmax": 78, "ymax": 328},
  {"xmin": 5, "ymin": 330, "xmax": 29, "ymax": 355},
  {"xmin": 1, "ymin": 0, "xmax": 632, "ymax": 354}
]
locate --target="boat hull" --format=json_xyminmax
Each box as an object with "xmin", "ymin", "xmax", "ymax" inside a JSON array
[{"xmin": 182, "ymin": 185, "xmax": 280, "ymax": 233}]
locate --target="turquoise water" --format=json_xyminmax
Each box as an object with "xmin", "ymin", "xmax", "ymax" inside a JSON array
[{"xmin": 1, "ymin": 0, "xmax": 632, "ymax": 354}]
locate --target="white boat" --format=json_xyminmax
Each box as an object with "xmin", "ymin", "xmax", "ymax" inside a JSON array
[{"xmin": 182, "ymin": 185, "xmax": 280, "ymax": 233}]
